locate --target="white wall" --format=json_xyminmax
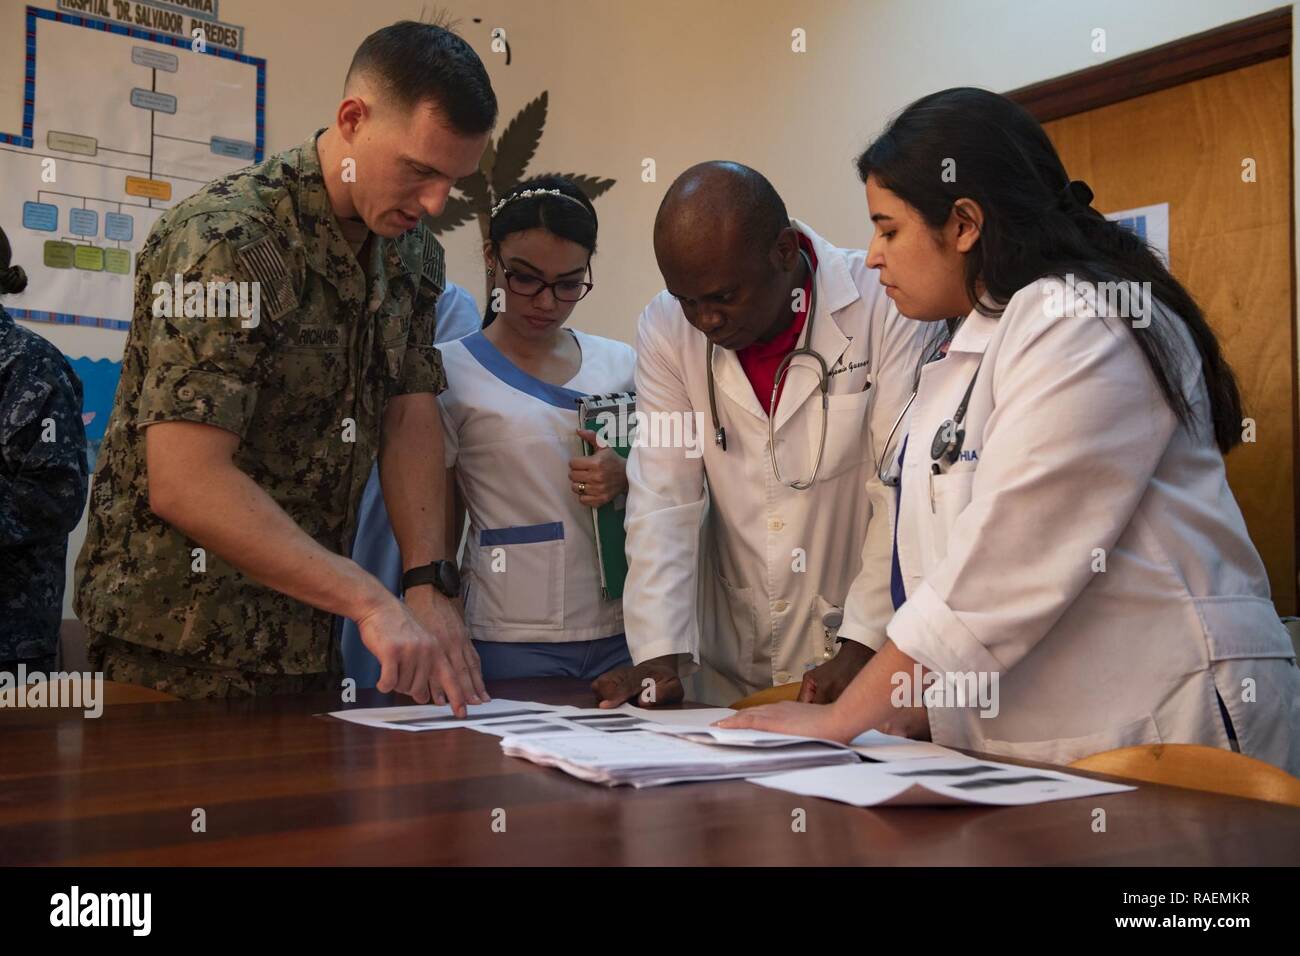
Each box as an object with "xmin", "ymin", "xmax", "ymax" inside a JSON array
[{"xmin": 4, "ymin": 0, "xmax": 1292, "ymax": 344}]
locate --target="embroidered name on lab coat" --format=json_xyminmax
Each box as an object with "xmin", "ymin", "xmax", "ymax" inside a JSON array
[{"xmin": 829, "ymin": 359, "xmax": 868, "ymax": 376}]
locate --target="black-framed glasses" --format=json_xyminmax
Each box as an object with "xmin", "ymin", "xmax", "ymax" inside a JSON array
[{"xmin": 495, "ymin": 251, "xmax": 594, "ymax": 302}]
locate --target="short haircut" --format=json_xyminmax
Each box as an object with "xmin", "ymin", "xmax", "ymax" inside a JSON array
[
  {"xmin": 656, "ymin": 161, "xmax": 790, "ymax": 253},
  {"xmin": 345, "ymin": 20, "xmax": 497, "ymax": 135},
  {"xmin": 728, "ymin": 164, "xmax": 789, "ymax": 248}
]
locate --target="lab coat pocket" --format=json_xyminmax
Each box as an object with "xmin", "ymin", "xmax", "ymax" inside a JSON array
[
  {"xmin": 1208, "ymin": 658, "xmax": 1300, "ymax": 772},
  {"xmin": 811, "ymin": 389, "xmax": 872, "ymax": 480},
  {"xmin": 981, "ymin": 713, "xmax": 1163, "ymax": 767},
  {"xmin": 917, "ymin": 469, "xmax": 975, "ymax": 570},
  {"xmin": 1193, "ymin": 596, "xmax": 1296, "ymax": 662},
  {"xmin": 714, "ymin": 572, "xmax": 761, "ymax": 689},
  {"xmin": 469, "ymin": 522, "xmax": 566, "ymax": 630},
  {"xmin": 1195, "ymin": 595, "xmax": 1299, "ymax": 765}
]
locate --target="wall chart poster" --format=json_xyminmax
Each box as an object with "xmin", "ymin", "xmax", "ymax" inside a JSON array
[{"xmin": 1, "ymin": 4, "xmax": 264, "ymax": 466}]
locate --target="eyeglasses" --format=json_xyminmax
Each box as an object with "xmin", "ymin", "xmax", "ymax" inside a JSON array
[{"xmin": 495, "ymin": 251, "xmax": 594, "ymax": 302}]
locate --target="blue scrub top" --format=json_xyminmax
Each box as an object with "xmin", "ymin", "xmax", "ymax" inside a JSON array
[{"xmin": 339, "ymin": 282, "xmax": 483, "ymax": 687}]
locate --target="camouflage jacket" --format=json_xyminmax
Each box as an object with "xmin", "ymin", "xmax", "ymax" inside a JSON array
[
  {"xmin": 0, "ymin": 305, "xmax": 89, "ymax": 661},
  {"xmin": 75, "ymin": 131, "xmax": 447, "ymax": 674}
]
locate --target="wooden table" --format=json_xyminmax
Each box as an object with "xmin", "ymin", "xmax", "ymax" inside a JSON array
[{"xmin": 3, "ymin": 678, "xmax": 1298, "ymax": 865}]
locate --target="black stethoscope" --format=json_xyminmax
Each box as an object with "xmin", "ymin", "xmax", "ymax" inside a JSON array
[
  {"xmin": 929, "ymin": 354, "xmax": 983, "ymax": 466},
  {"xmin": 706, "ymin": 249, "xmax": 829, "ymax": 490},
  {"xmin": 875, "ymin": 317, "xmax": 984, "ymax": 487}
]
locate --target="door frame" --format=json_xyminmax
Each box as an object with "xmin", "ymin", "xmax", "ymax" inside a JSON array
[{"xmin": 1006, "ymin": 8, "xmax": 1291, "ymax": 120}]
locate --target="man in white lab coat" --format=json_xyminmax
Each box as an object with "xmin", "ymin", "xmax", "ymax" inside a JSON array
[{"xmin": 592, "ymin": 162, "xmax": 928, "ymax": 708}]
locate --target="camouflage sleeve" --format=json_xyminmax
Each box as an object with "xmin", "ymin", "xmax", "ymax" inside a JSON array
[
  {"xmin": 0, "ymin": 349, "xmax": 89, "ymax": 546},
  {"xmin": 394, "ymin": 230, "xmax": 447, "ymax": 397},
  {"xmin": 395, "ymin": 284, "xmax": 447, "ymax": 396},
  {"xmin": 135, "ymin": 213, "xmax": 281, "ymax": 438}
]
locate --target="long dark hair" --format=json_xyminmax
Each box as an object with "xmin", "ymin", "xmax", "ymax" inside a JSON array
[
  {"xmin": 856, "ymin": 87, "xmax": 1243, "ymax": 453},
  {"xmin": 484, "ymin": 174, "xmax": 598, "ymax": 327}
]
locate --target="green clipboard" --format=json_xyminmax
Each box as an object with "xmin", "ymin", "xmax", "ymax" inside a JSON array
[{"xmin": 576, "ymin": 391, "xmax": 636, "ymax": 600}]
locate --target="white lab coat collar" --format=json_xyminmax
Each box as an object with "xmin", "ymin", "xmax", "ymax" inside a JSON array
[
  {"xmin": 792, "ymin": 218, "xmax": 861, "ymax": 316},
  {"xmin": 947, "ymin": 306, "xmax": 999, "ymax": 355},
  {"xmin": 709, "ymin": 342, "xmax": 765, "ymax": 423}
]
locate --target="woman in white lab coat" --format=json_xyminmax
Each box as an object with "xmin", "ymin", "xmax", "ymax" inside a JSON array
[
  {"xmin": 439, "ymin": 176, "xmax": 636, "ymax": 680},
  {"xmin": 722, "ymin": 88, "xmax": 1300, "ymax": 774}
]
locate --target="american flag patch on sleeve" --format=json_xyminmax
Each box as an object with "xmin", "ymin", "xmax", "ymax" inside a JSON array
[{"xmin": 236, "ymin": 233, "xmax": 297, "ymax": 322}]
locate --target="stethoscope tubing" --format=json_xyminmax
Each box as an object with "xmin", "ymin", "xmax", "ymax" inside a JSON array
[{"xmin": 708, "ymin": 249, "xmax": 827, "ymax": 490}]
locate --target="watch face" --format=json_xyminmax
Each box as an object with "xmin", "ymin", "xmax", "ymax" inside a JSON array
[{"xmin": 437, "ymin": 561, "xmax": 461, "ymax": 596}]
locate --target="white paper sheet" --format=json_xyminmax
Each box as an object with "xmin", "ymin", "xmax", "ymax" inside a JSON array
[
  {"xmin": 327, "ymin": 698, "xmax": 569, "ymax": 731},
  {"xmin": 642, "ymin": 725, "xmax": 855, "ymax": 749},
  {"xmin": 1105, "ymin": 202, "xmax": 1170, "ymax": 263},
  {"xmin": 646, "ymin": 724, "xmax": 963, "ymax": 761},
  {"xmin": 467, "ymin": 713, "xmax": 643, "ymax": 738},
  {"xmin": 613, "ymin": 704, "xmax": 738, "ymax": 725},
  {"xmin": 848, "ymin": 730, "xmax": 967, "ymax": 761},
  {"xmin": 327, "ymin": 699, "xmax": 738, "ymax": 735},
  {"xmin": 748, "ymin": 756, "xmax": 1135, "ymax": 806},
  {"xmin": 466, "ymin": 705, "xmax": 737, "ymax": 739}
]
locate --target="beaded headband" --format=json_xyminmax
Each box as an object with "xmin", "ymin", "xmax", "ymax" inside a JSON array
[{"xmin": 490, "ymin": 187, "xmax": 591, "ymax": 220}]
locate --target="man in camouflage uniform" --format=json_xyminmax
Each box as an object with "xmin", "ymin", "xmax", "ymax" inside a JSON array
[
  {"xmin": 75, "ymin": 21, "xmax": 495, "ymax": 707},
  {"xmin": 0, "ymin": 288, "xmax": 89, "ymax": 673}
]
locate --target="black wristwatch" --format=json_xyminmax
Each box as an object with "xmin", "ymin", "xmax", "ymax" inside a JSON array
[{"xmin": 401, "ymin": 560, "xmax": 461, "ymax": 598}]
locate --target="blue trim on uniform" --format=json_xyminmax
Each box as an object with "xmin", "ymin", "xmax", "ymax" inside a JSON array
[
  {"xmin": 461, "ymin": 331, "xmax": 586, "ymax": 411},
  {"xmin": 890, "ymin": 437, "xmax": 909, "ymax": 612},
  {"xmin": 473, "ymin": 633, "xmax": 632, "ymax": 682},
  {"xmin": 480, "ymin": 522, "xmax": 565, "ymax": 546}
]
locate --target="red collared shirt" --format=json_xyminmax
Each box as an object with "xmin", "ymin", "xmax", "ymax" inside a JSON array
[{"xmin": 736, "ymin": 232, "xmax": 818, "ymax": 413}]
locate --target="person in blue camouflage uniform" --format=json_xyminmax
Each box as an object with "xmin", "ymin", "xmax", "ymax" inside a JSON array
[
  {"xmin": 74, "ymin": 21, "xmax": 496, "ymax": 705},
  {"xmin": 0, "ymin": 229, "xmax": 89, "ymax": 673}
]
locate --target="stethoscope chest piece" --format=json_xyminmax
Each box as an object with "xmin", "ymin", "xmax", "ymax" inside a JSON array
[
  {"xmin": 929, "ymin": 350, "xmax": 985, "ymax": 470},
  {"xmin": 930, "ymin": 419, "xmax": 965, "ymax": 465}
]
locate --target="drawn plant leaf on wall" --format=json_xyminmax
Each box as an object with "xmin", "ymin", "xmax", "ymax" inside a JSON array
[
  {"xmin": 458, "ymin": 169, "xmax": 491, "ymax": 209},
  {"xmin": 422, "ymin": 90, "xmax": 617, "ymax": 301},
  {"xmin": 490, "ymin": 91, "xmax": 547, "ymax": 197},
  {"xmin": 430, "ymin": 195, "xmax": 478, "ymax": 234}
]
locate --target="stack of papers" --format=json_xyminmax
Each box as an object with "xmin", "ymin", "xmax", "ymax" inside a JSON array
[
  {"xmin": 328, "ymin": 699, "xmax": 1136, "ymax": 805},
  {"xmin": 748, "ymin": 756, "xmax": 1136, "ymax": 806},
  {"xmin": 327, "ymin": 699, "xmax": 859, "ymax": 787},
  {"xmin": 499, "ymin": 724, "xmax": 861, "ymax": 788}
]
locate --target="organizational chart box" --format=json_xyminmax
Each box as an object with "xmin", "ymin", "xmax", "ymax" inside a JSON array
[
  {"xmin": 130, "ymin": 89, "xmax": 178, "ymax": 114},
  {"xmin": 131, "ymin": 46, "xmax": 179, "ymax": 73},
  {"xmin": 23, "ymin": 201, "xmax": 59, "ymax": 232},
  {"xmin": 68, "ymin": 208, "xmax": 98, "ymax": 237},
  {"xmin": 105, "ymin": 212, "xmax": 134, "ymax": 242},
  {"xmin": 47, "ymin": 131, "xmax": 97, "ymax": 156}
]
